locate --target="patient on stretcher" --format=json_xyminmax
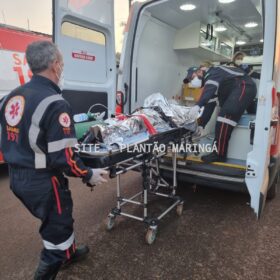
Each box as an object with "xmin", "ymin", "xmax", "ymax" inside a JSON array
[{"xmin": 80, "ymin": 93, "xmax": 197, "ymax": 154}]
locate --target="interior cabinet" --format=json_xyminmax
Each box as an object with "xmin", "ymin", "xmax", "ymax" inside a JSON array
[{"xmin": 174, "ymin": 21, "xmax": 234, "ymax": 61}]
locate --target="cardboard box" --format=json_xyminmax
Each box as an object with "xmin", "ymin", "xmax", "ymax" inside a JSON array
[{"xmin": 182, "ymin": 85, "xmax": 202, "ymax": 102}]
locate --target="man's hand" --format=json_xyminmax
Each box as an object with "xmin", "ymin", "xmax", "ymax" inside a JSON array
[
  {"xmin": 88, "ymin": 169, "xmax": 108, "ymax": 186},
  {"xmin": 189, "ymin": 105, "xmax": 201, "ymax": 119}
]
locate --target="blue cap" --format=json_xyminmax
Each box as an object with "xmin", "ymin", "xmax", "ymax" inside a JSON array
[{"xmin": 185, "ymin": 67, "xmax": 199, "ymax": 83}]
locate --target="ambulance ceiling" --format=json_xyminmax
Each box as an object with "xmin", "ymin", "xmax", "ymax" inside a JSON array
[{"xmin": 146, "ymin": 0, "xmax": 263, "ymax": 44}]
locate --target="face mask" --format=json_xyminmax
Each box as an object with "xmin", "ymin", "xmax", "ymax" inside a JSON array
[
  {"xmin": 55, "ymin": 64, "xmax": 64, "ymax": 91},
  {"xmin": 235, "ymin": 59, "xmax": 243, "ymax": 66},
  {"xmin": 190, "ymin": 76, "xmax": 202, "ymax": 88}
]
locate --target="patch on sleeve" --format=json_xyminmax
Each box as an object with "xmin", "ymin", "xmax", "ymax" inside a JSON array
[
  {"xmin": 5, "ymin": 96, "xmax": 25, "ymax": 127},
  {"xmin": 59, "ymin": 112, "xmax": 71, "ymax": 128}
]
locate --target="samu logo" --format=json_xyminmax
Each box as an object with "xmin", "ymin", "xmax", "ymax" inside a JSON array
[{"xmin": 5, "ymin": 96, "xmax": 25, "ymax": 127}]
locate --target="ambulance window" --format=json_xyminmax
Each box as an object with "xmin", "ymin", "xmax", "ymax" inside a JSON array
[{"xmin": 61, "ymin": 22, "xmax": 106, "ymax": 46}]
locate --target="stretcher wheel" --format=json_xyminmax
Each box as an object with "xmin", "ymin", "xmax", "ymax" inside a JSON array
[
  {"xmin": 145, "ymin": 227, "xmax": 157, "ymax": 245},
  {"xmin": 106, "ymin": 215, "xmax": 116, "ymax": 231},
  {"xmin": 176, "ymin": 203, "xmax": 184, "ymax": 216}
]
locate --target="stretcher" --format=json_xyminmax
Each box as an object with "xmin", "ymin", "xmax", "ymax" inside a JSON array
[{"xmin": 77, "ymin": 95, "xmax": 196, "ymax": 244}]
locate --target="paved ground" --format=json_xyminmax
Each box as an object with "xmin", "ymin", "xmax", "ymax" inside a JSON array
[{"xmin": 1, "ymin": 164, "xmax": 280, "ymax": 280}]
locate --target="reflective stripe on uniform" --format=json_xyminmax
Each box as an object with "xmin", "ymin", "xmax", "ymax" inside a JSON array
[
  {"xmin": 218, "ymin": 66, "xmax": 244, "ymax": 76},
  {"xmin": 205, "ymin": 80, "xmax": 220, "ymax": 88},
  {"xmin": 208, "ymin": 97, "xmax": 218, "ymax": 104},
  {"xmin": 48, "ymin": 138, "xmax": 78, "ymax": 153},
  {"xmin": 29, "ymin": 95, "xmax": 64, "ymax": 169},
  {"xmin": 43, "ymin": 232, "xmax": 75, "ymax": 251},
  {"xmin": 217, "ymin": 116, "xmax": 237, "ymax": 127}
]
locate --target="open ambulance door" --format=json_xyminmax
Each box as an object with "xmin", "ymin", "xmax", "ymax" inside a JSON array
[
  {"xmin": 117, "ymin": 0, "xmax": 158, "ymax": 114},
  {"xmin": 245, "ymin": 0, "xmax": 277, "ymax": 218},
  {"xmin": 53, "ymin": 0, "xmax": 116, "ymax": 117},
  {"xmin": 117, "ymin": 1, "xmax": 145, "ymax": 114}
]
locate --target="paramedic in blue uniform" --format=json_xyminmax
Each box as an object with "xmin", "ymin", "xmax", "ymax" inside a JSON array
[
  {"xmin": 0, "ymin": 41, "xmax": 108, "ymax": 279},
  {"xmin": 227, "ymin": 52, "xmax": 260, "ymax": 114},
  {"xmin": 185, "ymin": 65, "xmax": 257, "ymax": 163}
]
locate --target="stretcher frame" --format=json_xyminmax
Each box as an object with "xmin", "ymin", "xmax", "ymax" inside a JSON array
[{"xmin": 106, "ymin": 150, "xmax": 184, "ymax": 244}]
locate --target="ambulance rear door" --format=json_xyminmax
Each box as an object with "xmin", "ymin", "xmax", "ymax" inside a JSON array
[
  {"xmin": 53, "ymin": 0, "xmax": 116, "ymax": 117},
  {"xmin": 245, "ymin": 0, "xmax": 277, "ymax": 218}
]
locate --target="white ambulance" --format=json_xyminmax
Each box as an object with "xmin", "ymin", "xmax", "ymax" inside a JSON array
[{"xmin": 53, "ymin": 0, "xmax": 280, "ymax": 218}]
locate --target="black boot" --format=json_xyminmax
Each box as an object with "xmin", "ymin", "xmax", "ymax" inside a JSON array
[
  {"xmin": 62, "ymin": 245, "xmax": 89, "ymax": 268},
  {"xmin": 201, "ymin": 151, "xmax": 225, "ymax": 163},
  {"xmin": 34, "ymin": 260, "xmax": 61, "ymax": 280}
]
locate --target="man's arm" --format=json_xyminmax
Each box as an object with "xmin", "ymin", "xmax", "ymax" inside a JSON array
[
  {"xmin": 198, "ymin": 102, "xmax": 217, "ymax": 128},
  {"xmin": 42, "ymin": 100, "xmax": 93, "ymax": 182}
]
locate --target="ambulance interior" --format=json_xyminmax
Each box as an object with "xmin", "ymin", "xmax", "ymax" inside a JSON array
[{"xmin": 131, "ymin": 0, "xmax": 263, "ymax": 167}]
